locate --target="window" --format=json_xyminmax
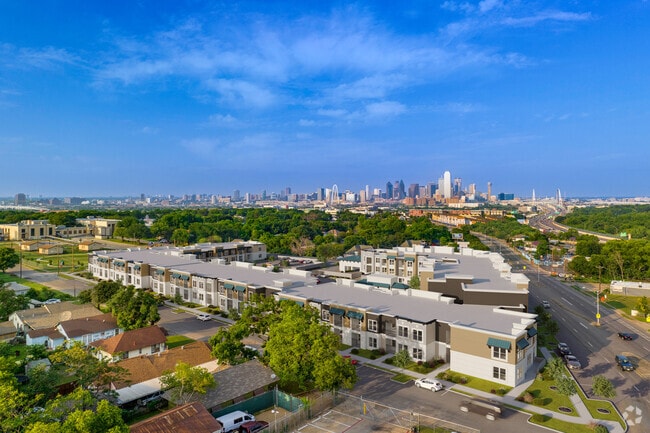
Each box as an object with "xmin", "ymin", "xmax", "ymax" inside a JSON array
[
  {"xmin": 412, "ymin": 348, "xmax": 423, "ymax": 360},
  {"xmin": 321, "ymin": 310, "xmax": 330, "ymax": 321},
  {"xmin": 397, "ymin": 343, "xmax": 409, "ymax": 353},
  {"xmin": 492, "ymin": 346, "xmax": 507, "ymax": 360},
  {"xmin": 366, "ymin": 258, "xmax": 372, "ymax": 264},
  {"xmin": 398, "ymin": 326, "xmax": 409, "ymax": 337},
  {"xmin": 407, "ymin": 261, "xmax": 413, "ymax": 268},
  {"xmin": 368, "ymin": 319, "xmax": 378, "ymax": 332},
  {"xmin": 493, "ymin": 367, "xmax": 506, "ymax": 381},
  {"xmin": 368, "ymin": 337, "xmax": 378, "ymax": 348},
  {"xmin": 412, "ymin": 329, "xmax": 423, "ymax": 342}
]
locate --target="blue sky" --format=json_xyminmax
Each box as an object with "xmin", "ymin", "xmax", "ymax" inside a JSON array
[{"xmin": 1, "ymin": 1, "xmax": 649, "ymax": 199}]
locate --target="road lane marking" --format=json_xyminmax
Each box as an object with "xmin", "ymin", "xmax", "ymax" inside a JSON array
[
  {"xmin": 561, "ymin": 297, "xmax": 573, "ymax": 306},
  {"xmin": 580, "ymin": 323, "xmax": 588, "ymax": 329},
  {"xmin": 587, "ymin": 341, "xmax": 593, "ymax": 348}
]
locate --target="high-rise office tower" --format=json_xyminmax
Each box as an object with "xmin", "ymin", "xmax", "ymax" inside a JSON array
[
  {"xmin": 443, "ymin": 171, "xmax": 452, "ymax": 198},
  {"xmin": 408, "ymin": 183, "xmax": 420, "ymax": 198},
  {"xmin": 385, "ymin": 182, "xmax": 394, "ymax": 199},
  {"xmin": 14, "ymin": 193, "xmax": 26, "ymax": 206},
  {"xmin": 454, "ymin": 178, "xmax": 462, "ymax": 197},
  {"xmin": 487, "ymin": 182, "xmax": 492, "ymax": 202}
]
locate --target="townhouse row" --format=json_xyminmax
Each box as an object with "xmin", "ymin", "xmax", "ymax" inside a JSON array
[{"xmin": 88, "ymin": 242, "xmax": 537, "ymax": 387}]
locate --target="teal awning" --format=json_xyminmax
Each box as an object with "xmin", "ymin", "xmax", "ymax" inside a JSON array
[
  {"xmin": 234, "ymin": 285, "xmax": 246, "ymax": 292},
  {"xmin": 346, "ymin": 311, "xmax": 364, "ymax": 320},
  {"xmin": 392, "ymin": 283, "xmax": 410, "ymax": 290},
  {"xmin": 114, "ymin": 261, "xmax": 124, "ymax": 267},
  {"xmin": 155, "ymin": 269, "xmax": 164, "ymax": 275},
  {"xmin": 180, "ymin": 275, "xmax": 189, "ymax": 281},
  {"xmin": 387, "ymin": 255, "xmax": 396, "ymax": 259},
  {"xmin": 329, "ymin": 307, "xmax": 345, "ymax": 316},
  {"xmin": 133, "ymin": 265, "xmax": 141, "ymax": 270},
  {"xmin": 517, "ymin": 339, "xmax": 530, "ymax": 350},
  {"xmin": 224, "ymin": 283, "xmax": 234, "ymax": 289},
  {"xmin": 487, "ymin": 337, "xmax": 511, "ymax": 350},
  {"xmin": 404, "ymin": 257, "xmax": 415, "ymax": 261},
  {"xmin": 527, "ymin": 328, "xmax": 538, "ymax": 338},
  {"xmin": 171, "ymin": 273, "xmax": 181, "ymax": 279}
]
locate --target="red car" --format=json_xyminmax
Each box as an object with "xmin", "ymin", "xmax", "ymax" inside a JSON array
[
  {"xmin": 239, "ymin": 420, "xmax": 269, "ymax": 433},
  {"xmin": 343, "ymin": 355, "xmax": 358, "ymax": 365}
]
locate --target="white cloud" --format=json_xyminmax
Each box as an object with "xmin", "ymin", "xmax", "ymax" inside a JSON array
[
  {"xmin": 479, "ymin": 0, "xmax": 504, "ymax": 14},
  {"xmin": 365, "ymin": 101, "xmax": 406, "ymax": 117},
  {"xmin": 181, "ymin": 138, "xmax": 219, "ymax": 157},
  {"xmin": 205, "ymin": 78, "xmax": 276, "ymax": 108}
]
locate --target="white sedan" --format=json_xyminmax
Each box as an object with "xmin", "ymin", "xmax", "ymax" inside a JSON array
[
  {"xmin": 414, "ymin": 378, "xmax": 444, "ymax": 392},
  {"xmin": 196, "ymin": 313, "xmax": 212, "ymax": 321}
]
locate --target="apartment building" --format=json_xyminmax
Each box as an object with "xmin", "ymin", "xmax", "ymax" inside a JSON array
[
  {"xmin": 0, "ymin": 220, "xmax": 56, "ymax": 240},
  {"xmin": 354, "ymin": 245, "xmax": 530, "ymax": 309},
  {"xmin": 88, "ymin": 242, "xmax": 537, "ymax": 387},
  {"xmin": 279, "ymin": 279, "xmax": 537, "ymax": 388}
]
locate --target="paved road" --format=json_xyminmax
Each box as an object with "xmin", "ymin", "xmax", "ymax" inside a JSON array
[
  {"xmin": 349, "ymin": 365, "xmax": 549, "ymax": 433},
  {"xmin": 478, "ymin": 234, "xmax": 649, "ymax": 433}
]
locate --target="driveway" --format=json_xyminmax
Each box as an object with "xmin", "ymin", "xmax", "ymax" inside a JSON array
[{"xmin": 157, "ymin": 305, "xmax": 225, "ymax": 342}]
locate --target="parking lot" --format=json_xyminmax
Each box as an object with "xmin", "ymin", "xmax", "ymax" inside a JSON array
[{"xmin": 157, "ymin": 305, "xmax": 226, "ymax": 341}]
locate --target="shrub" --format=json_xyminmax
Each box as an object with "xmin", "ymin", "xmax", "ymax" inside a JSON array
[
  {"xmin": 533, "ymin": 398, "xmax": 545, "ymax": 406},
  {"xmin": 490, "ymin": 389, "xmax": 496, "ymax": 394},
  {"xmin": 531, "ymin": 414, "xmax": 549, "ymax": 423},
  {"xmin": 385, "ymin": 357, "xmax": 394, "ymax": 365},
  {"xmin": 350, "ymin": 348, "xmax": 359, "ymax": 355},
  {"xmin": 522, "ymin": 392, "xmax": 534, "ymax": 403},
  {"xmin": 369, "ymin": 354, "xmax": 377, "ymax": 360},
  {"xmin": 417, "ymin": 360, "xmax": 423, "ymax": 366},
  {"xmin": 459, "ymin": 376, "xmax": 468, "ymax": 384},
  {"xmin": 496, "ymin": 388, "xmax": 508, "ymax": 396},
  {"xmin": 593, "ymin": 424, "xmax": 609, "ymax": 433}
]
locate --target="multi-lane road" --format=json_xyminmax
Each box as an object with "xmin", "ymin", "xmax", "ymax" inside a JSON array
[{"xmin": 479, "ymin": 234, "xmax": 649, "ymax": 432}]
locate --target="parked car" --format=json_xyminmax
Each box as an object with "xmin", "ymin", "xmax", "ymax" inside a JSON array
[
  {"xmin": 615, "ymin": 354, "xmax": 635, "ymax": 371},
  {"xmin": 459, "ymin": 398, "xmax": 502, "ymax": 421},
  {"xmin": 343, "ymin": 355, "xmax": 358, "ymax": 365},
  {"xmin": 196, "ymin": 313, "xmax": 212, "ymax": 321},
  {"xmin": 618, "ymin": 332, "xmax": 634, "ymax": 341},
  {"xmin": 542, "ymin": 300, "xmax": 551, "ymax": 309},
  {"xmin": 414, "ymin": 378, "xmax": 444, "ymax": 392},
  {"xmin": 44, "ymin": 298, "xmax": 61, "ymax": 304},
  {"xmin": 564, "ymin": 354, "xmax": 581, "ymax": 370},
  {"xmin": 216, "ymin": 411, "xmax": 255, "ymax": 433},
  {"xmin": 239, "ymin": 420, "xmax": 269, "ymax": 433},
  {"xmin": 557, "ymin": 342, "xmax": 571, "ymax": 356}
]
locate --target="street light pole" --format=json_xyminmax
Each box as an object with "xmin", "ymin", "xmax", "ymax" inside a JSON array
[{"xmin": 596, "ymin": 266, "xmax": 603, "ymax": 326}]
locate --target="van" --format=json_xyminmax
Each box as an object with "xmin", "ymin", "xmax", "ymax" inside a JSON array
[
  {"xmin": 459, "ymin": 398, "xmax": 502, "ymax": 421},
  {"xmin": 216, "ymin": 410, "xmax": 255, "ymax": 433}
]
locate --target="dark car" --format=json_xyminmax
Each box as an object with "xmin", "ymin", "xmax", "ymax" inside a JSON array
[
  {"xmin": 618, "ymin": 332, "xmax": 634, "ymax": 341},
  {"xmin": 615, "ymin": 354, "xmax": 635, "ymax": 371},
  {"xmin": 239, "ymin": 420, "xmax": 269, "ymax": 433},
  {"xmin": 557, "ymin": 342, "xmax": 571, "ymax": 356}
]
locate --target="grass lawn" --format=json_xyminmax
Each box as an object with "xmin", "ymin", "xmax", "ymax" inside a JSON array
[
  {"xmin": 576, "ymin": 385, "xmax": 626, "ymax": 429},
  {"xmin": 392, "ymin": 373, "xmax": 415, "ymax": 383},
  {"xmin": 521, "ymin": 376, "xmax": 578, "ymax": 416},
  {"xmin": 350, "ymin": 348, "xmax": 381, "ymax": 360},
  {"xmin": 166, "ymin": 335, "xmax": 196, "ymax": 349},
  {"xmin": 436, "ymin": 370, "xmax": 512, "ymax": 395},
  {"xmin": 528, "ymin": 413, "xmax": 605, "ymax": 433}
]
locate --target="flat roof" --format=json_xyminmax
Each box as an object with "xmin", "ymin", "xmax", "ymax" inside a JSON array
[
  {"xmin": 174, "ymin": 261, "xmax": 311, "ymax": 288},
  {"xmin": 280, "ymin": 281, "xmax": 533, "ymax": 336},
  {"xmin": 96, "ymin": 249, "xmax": 201, "ymax": 267}
]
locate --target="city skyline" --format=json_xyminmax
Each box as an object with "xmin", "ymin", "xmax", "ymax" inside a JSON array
[{"xmin": 1, "ymin": 1, "xmax": 649, "ymax": 198}]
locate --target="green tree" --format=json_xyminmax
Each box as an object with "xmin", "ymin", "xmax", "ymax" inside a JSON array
[
  {"xmin": 209, "ymin": 325, "xmax": 249, "ymax": 365},
  {"xmin": 171, "ymin": 228, "xmax": 191, "ymax": 246},
  {"xmin": 91, "ymin": 280, "xmax": 123, "ymax": 308},
  {"xmin": 0, "ymin": 285, "xmax": 29, "ymax": 321},
  {"xmin": 0, "ymin": 247, "xmax": 19, "ymax": 273},
  {"xmin": 408, "ymin": 275, "xmax": 421, "ymax": 290},
  {"xmin": 265, "ymin": 303, "xmax": 357, "ymax": 391},
  {"xmin": 160, "ymin": 362, "xmax": 216, "ymax": 405},
  {"xmin": 592, "ymin": 375, "xmax": 616, "ymax": 398},
  {"xmin": 108, "ymin": 285, "xmax": 160, "ymax": 330},
  {"xmin": 634, "ymin": 296, "xmax": 649, "ymax": 316},
  {"xmin": 392, "ymin": 349, "xmax": 412, "ymax": 373},
  {"xmin": 544, "ymin": 357, "xmax": 565, "ymax": 380},
  {"xmin": 315, "ymin": 242, "xmax": 345, "ymax": 262},
  {"xmin": 0, "ymin": 371, "xmax": 29, "ymax": 433},
  {"xmin": 555, "ymin": 374, "xmax": 577, "ymax": 396},
  {"xmin": 25, "ymin": 364, "xmax": 60, "ymax": 406},
  {"xmin": 48, "ymin": 342, "xmax": 125, "ymax": 396}
]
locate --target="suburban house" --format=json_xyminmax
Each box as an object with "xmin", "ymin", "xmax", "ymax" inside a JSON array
[
  {"xmin": 26, "ymin": 312, "xmax": 120, "ymax": 349},
  {"xmin": 3, "ymin": 281, "xmax": 30, "ymax": 296},
  {"xmin": 0, "ymin": 321, "xmax": 16, "ymax": 343},
  {"xmin": 38, "ymin": 244, "xmax": 64, "ymax": 255},
  {"xmin": 10, "ymin": 302, "xmax": 103, "ymax": 332},
  {"xmin": 90, "ymin": 325, "xmax": 166, "ymax": 362},
  {"xmin": 77, "ymin": 239, "xmax": 103, "ymax": 252},
  {"xmin": 177, "ymin": 359, "xmax": 279, "ymax": 414},
  {"xmin": 111, "ymin": 341, "xmax": 218, "ymax": 406},
  {"xmin": 20, "ymin": 241, "xmax": 43, "ymax": 251},
  {"xmin": 129, "ymin": 402, "xmax": 223, "ymax": 433}
]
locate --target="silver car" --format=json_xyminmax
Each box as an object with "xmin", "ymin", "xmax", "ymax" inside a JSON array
[
  {"xmin": 564, "ymin": 354, "xmax": 581, "ymax": 369},
  {"xmin": 414, "ymin": 378, "xmax": 444, "ymax": 392}
]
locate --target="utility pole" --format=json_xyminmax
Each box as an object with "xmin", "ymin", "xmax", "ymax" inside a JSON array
[{"xmin": 596, "ymin": 266, "xmax": 603, "ymax": 326}]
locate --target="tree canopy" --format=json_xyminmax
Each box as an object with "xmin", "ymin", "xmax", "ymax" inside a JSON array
[
  {"xmin": 0, "ymin": 247, "xmax": 19, "ymax": 273},
  {"xmin": 107, "ymin": 285, "xmax": 160, "ymax": 330},
  {"xmin": 0, "ymin": 284, "xmax": 29, "ymax": 321},
  {"xmin": 160, "ymin": 362, "xmax": 216, "ymax": 404}
]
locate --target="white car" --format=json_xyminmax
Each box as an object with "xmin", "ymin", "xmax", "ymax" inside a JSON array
[
  {"xmin": 44, "ymin": 299, "xmax": 61, "ymax": 304},
  {"xmin": 414, "ymin": 378, "xmax": 444, "ymax": 392},
  {"xmin": 196, "ymin": 313, "xmax": 212, "ymax": 321},
  {"xmin": 564, "ymin": 354, "xmax": 581, "ymax": 370},
  {"xmin": 542, "ymin": 300, "xmax": 550, "ymax": 309}
]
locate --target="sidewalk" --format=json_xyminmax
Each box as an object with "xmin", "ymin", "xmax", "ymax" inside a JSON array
[{"xmin": 340, "ymin": 347, "xmax": 625, "ymax": 433}]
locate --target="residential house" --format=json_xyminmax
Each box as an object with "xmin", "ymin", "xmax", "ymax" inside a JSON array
[
  {"xmin": 0, "ymin": 321, "xmax": 16, "ymax": 343},
  {"xmin": 112, "ymin": 341, "xmax": 218, "ymax": 406},
  {"xmin": 38, "ymin": 244, "xmax": 64, "ymax": 255},
  {"xmin": 3, "ymin": 281, "xmax": 30, "ymax": 296},
  {"xmin": 78, "ymin": 239, "xmax": 103, "ymax": 252},
  {"xmin": 181, "ymin": 359, "xmax": 279, "ymax": 414},
  {"xmin": 129, "ymin": 402, "xmax": 223, "ymax": 433},
  {"xmin": 10, "ymin": 301, "xmax": 102, "ymax": 332},
  {"xmin": 20, "ymin": 241, "xmax": 43, "ymax": 251},
  {"xmin": 26, "ymin": 312, "xmax": 120, "ymax": 349},
  {"xmin": 90, "ymin": 326, "xmax": 166, "ymax": 362}
]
